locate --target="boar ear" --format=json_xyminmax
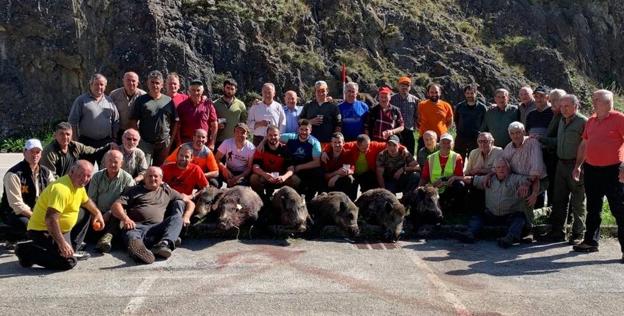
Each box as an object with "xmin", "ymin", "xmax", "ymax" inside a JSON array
[{"xmin": 211, "ymin": 192, "xmax": 224, "ymax": 211}]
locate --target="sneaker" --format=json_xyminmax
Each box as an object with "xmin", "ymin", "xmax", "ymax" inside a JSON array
[
  {"xmin": 14, "ymin": 242, "xmax": 34, "ymax": 268},
  {"xmin": 520, "ymin": 233, "xmax": 534, "ymax": 244},
  {"xmin": 573, "ymin": 242, "xmax": 599, "ymax": 253},
  {"xmin": 74, "ymin": 251, "xmax": 91, "ymax": 261},
  {"xmin": 128, "ymin": 239, "xmax": 155, "ymax": 264},
  {"xmin": 96, "ymin": 233, "xmax": 113, "ymax": 253},
  {"xmin": 151, "ymin": 240, "xmax": 172, "ymax": 259},
  {"xmin": 568, "ymin": 235, "xmax": 583, "ymax": 246},
  {"xmin": 497, "ymin": 235, "xmax": 515, "ymax": 249}
]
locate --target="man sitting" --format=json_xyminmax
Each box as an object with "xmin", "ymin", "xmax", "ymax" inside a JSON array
[
  {"xmin": 162, "ymin": 144, "xmax": 209, "ymax": 197},
  {"xmin": 376, "ymin": 135, "xmax": 419, "ymax": 195},
  {"xmin": 280, "ymin": 119, "xmax": 323, "ymax": 201},
  {"xmin": 250, "ymin": 125, "xmax": 298, "ymax": 198},
  {"xmin": 215, "ymin": 123, "xmax": 255, "ymax": 187},
  {"xmin": 111, "ymin": 166, "xmax": 194, "ymax": 264},
  {"xmin": 322, "ymin": 132, "xmax": 357, "ymax": 200},
  {"xmin": 166, "ymin": 129, "xmax": 219, "ymax": 187}
]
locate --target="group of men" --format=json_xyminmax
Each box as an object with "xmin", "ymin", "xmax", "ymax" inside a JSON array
[{"xmin": 2, "ymin": 69, "xmax": 624, "ymax": 269}]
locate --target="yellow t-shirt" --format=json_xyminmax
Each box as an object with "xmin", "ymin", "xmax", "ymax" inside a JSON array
[{"xmin": 27, "ymin": 175, "xmax": 89, "ymax": 233}]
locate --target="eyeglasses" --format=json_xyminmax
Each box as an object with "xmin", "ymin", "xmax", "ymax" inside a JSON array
[
  {"xmin": 477, "ymin": 140, "xmax": 491, "ymax": 143},
  {"xmin": 125, "ymin": 137, "xmax": 139, "ymax": 141}
]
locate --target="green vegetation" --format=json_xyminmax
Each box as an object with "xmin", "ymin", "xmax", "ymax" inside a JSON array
[{"xmin": 0, "ymin": 129, "xmax": 54, "ymax": 153}]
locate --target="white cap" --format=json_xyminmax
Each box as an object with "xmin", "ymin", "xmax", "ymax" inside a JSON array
[
  {"xmin": 24, "ymin": 138, "xmax": 43, "ymax": 151},
  {"xmin": 439, "ymin": 133, "xmax": 454, "ymax": 142}
]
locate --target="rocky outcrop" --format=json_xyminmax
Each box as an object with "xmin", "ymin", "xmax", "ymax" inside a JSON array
[{"xmin": 1, "ymin": 0, "xmax": 622, "ymax": 138}]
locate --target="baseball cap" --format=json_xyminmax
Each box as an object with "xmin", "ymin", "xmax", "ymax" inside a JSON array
[
  {"xmin": 378, "ymin": 86, "xmax": 393, "ymax": 95},
  {"xmin": 398, "ymin": 76, "xmax": 411, "ymax": 85},
  {"xmin": 234, "ymin": 122, "xmax": 250, "ymax": 133},
  {"xmin": 439, "ymin": 133, "xmax": 454, "ymax": 142},
  {"xmin": 388, "ymin": 135, "xmax": 400, "ymax": 144},
  {"xmin": 533, "ymin": 86, "xmax": 549, "ymax": 95},
  {"xmin": 24, "ymin": 138, "xmax": 43, "ymax": 151},
  {"xmin": 189, "ymin": 79, "xmax": 203, "ymax": 86}
]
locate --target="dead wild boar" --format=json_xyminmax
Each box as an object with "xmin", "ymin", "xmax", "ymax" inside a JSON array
[
  {"xmin": 355, "ymin": 188, "xmax": 406, "ymax": 242},
  {"xmin": 192, "ymin": 186, "xmax": 223, "ymax": 224},
  {"xmin": 308, "ymin": 192, "xmax": 359, "ymax": 237},
  {"xmin": 270, "ymin": 186, "xmax": 312, "ymax": 232},
  {"xmin": 402, "ymin": 184, "xmax": 443, "ymax": 227},
  {"xmin": 213, "ymin": 186, "xmax": 264, "ymax": 231}
]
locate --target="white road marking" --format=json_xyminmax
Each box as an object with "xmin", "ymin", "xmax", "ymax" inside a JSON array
[{"xmin": 122, "ymin": 275, "xmax": 158, "ymax": 315}]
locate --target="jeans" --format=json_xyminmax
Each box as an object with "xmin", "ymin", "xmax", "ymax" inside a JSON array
[
  {"xmin": 468, "ymin": 211, "xmax": 526, "ymax": 240},
  {"xmin": 123, "ymin": 201, "xmax": 185, "ymax": 249}
]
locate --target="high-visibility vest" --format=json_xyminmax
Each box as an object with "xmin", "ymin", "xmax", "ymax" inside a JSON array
[{"xmin": 428, "ymin": 151, "xmax": 458, "ymax": 192}]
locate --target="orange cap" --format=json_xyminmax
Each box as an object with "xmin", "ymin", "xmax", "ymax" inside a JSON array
[{"xmin": 398, "ymin": 76, "xmax": 411, "ymax": 85}]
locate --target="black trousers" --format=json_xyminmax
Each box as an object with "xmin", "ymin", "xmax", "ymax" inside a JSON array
[
  {"xmin": 583, "ymin": 163, "xmax": 624, "ymax": 252},
  {"xmin": 16, "ymin": 231, "xmax": 77, "ymax": 270},
  {"xmin": 399, "ymin": 129, "xmax": 416, "ymax": 155}
]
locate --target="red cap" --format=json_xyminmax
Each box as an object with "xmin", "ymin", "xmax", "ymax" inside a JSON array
[{"xmin": 378, "ymin": 86, "xmax": 393, "ymax": 95}]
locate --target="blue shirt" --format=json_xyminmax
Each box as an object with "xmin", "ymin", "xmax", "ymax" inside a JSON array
[
  {"xmin": 280, "ymin": 133, "xmax": 321, "ymax": 165},
  {"xmin": 283, "ymin": 105, "xmax": 303, "ymax": 133},
  {"xmin": 339, "ymin": 100, "xmax": 369, "ymax": 141}
]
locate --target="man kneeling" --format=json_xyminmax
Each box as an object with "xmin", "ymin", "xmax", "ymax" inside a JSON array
[{"xmin": 111, "ymin": 166, "xmax": 194, "ymax": 264}]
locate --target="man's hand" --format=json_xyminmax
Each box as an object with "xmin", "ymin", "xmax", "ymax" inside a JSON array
[
  {"xmin": 58, "ymin": 240, "xmax": 74, "ymax": 258},
  {"xmin": 183, "ymin": 215, "xmax": 191, "ymax": 227},
  {"xmin": 91, "ymin": 213, "xmax": 106, "ymax": 231},
  {"xmin": 122, "ymin": 218, "xmax": 136, "ymax": 230},
  {"xmin": 328, "ymin": 175, "xmax": 339, "ymax": 188},
  {"xmin": 517, "ymin": 183, "xmax": 529, "ymax": 198},
  {"xmin": 527, "ymin": 193, "xmax": 538, "ymax": 207},
  {"xmin": 381, "ymin": 130, "xmax": 392, "ymax": 139},
  {"xmin": 320, "ymin": 152, "xmax": 329, "ymax": 163},
  {"xmin": 310, "ymin": 116, "xmax": 323, "ymax": 126},
  {"xmin": 393, "ymin": 168, "xmax": 403, "ymax": 180},
  {"xmin": 572, "ymin": 166, "xmax": 582, "ymax": 182}
]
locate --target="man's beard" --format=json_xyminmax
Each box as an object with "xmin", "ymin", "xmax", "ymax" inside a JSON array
[{"xmin": 429, "ymin": 96, "xmax": 439, "ymax": 102}]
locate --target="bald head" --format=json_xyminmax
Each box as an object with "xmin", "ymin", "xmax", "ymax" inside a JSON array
[{"xmin": 69, "ymin": 160, "xmax": 94, "ymax": 188}]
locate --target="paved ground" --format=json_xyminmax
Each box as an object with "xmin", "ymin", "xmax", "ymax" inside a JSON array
[{"xmin": 0, "ymin": 238, "xmax": 623, "ymax": 315}]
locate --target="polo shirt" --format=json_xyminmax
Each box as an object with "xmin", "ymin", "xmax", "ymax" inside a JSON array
[
  {"xmin": 176, "ymin": 98, "xmax": 218, "ymax": 143},
  {"xmin": 339, "ymin": 100, "xmax": 369, "ymax": 141},
  {"xmin": 68, "ymin": 93, "xmax": 120, "ymax": 140},
  {"xmin": 283, "ymin": 105, "xmax": 303, "ymax": 134},
  {"xmin": 213, "ymin": 97, "xmax": 248, "ymax": 142},
  {"xmin": 583, "ymin": 110, "xmax": 624, "ymax": 166},
  {"xmin": 88, "ymin": 169, "xmax": 135, "ymax": 212}
]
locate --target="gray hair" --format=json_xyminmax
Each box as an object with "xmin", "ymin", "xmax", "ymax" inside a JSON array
[
  {"xmin": 69, "ymin": 160, "xmax": 93, "ymax": 174},
  {"xmin": 549, "ymin": 89, "xmax": 566, "ymax": 101},
  {"xmin": 478, "ymin": 132, "xmax": 494, "ymax": 141},
  {"xmin": 146, "ymin": 166, "xmax": 163, "ymax": 177},
  {"xmin": 519, "ymin": 86, "xmax": 533, "ymax": 95},
  {"xmin": 148, "ymin": 70, "xmax": 164, "ymax": 82},
  {"xmin": 55, "ymin": 121, "xmax": 72, "ymax": 131},
  {"xmin": 89, "ymin": 73, "xmax": 107, "ymax": 85},
  {"xmin": 560, "ymin": 94, "xmax": 580, "ymax": 107},
  {"xmin": 423, "ymin": 130, "xmax": 438, "ymax": 140},
  {"xmin": 315, "ymin": 80, "xmax": 328, "ymax": 89},
  {"xmin": 103, "ymin": 149, "xmax": 123, "ymax": 164},
  {"xmin": 262, "ymin": 82, "xmax": 275, "ymax": 91},
  {"xmin": 495, "ymin": 88, "xmax": 509, "ymax": 97},
  {"xmin": 507, "ymin": 121, "xmax": 525, "ymax": 133},
  {"xmin": 123, "ymin": 128, "xmax": 140, "ymax": 139},
  {"xmin": 494, "ymin": 157, "xmax": 511, "ymax": 169},
  {"xmin": 345, "ymin": 82, "xmax": 359, "ymax": 91},
  {"xmin": 178, "ymin": 144, "xmax": 194, "ymax": 156},
  {"xmin": 593, "ymin": 89, "xmax": 614, "ymax": 107}
]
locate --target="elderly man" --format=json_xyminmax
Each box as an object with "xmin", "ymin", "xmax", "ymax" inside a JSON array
[
  {"xmin": 460, "ymin": 158, "xmax": 531, "ymax": 248},
  {"xmin": 419, "ymin": 133, "xmax": 465, "ymax": 212},
  {"xmin": 417, "ymin": 83, "xmax": 453, "ymax": 149},
  {"xmin": 110, "ymin": 71, "xmax": 146, "ymax": 138},
  {"xmin": 300, "ymin": 80, "xmax": 342, "ymax": 143},
  {"xmin": 1, "ymin": 139, "xmax": 54, "ymax": 237},
  {"xmin": 417, "ymin": 130, "xmax": 439, "ymax": 170},
  {"xmin": 130, "ymin": 70, "xmax": 179, "ymax": 166},
  {"xmin": 68, "ymin": 73, "xmax": 120, "ymax": 150},
  {"xmin": 248, "ymin": 83, "xmax": 286, "ymax": 146},
  {"xmin": 543, "ymin": 89, "xmax": 567, "ymax": 141},
  {"xmin": 481, "ymin": 88, "xmax": 520, "ymax": 148},
  {"xmin": 526, "ymin": 86, "xmax": 555, "ymax": 207},
  {"xmin": 162, "ymin": 144, "xmax": 208, "ymax": 197},
  {"xmin": 87, "ymin": 150, "xmax": 135, "ymax": 253},
  {"xmin": 572, "ymin": 90, "xmax": 624, "ymax": 260},
  {"xmin": 322, "ymin": 132, "xmax": 358, "ymax": 200},
  {"xmin": 366, "ymin": 86, "xmax": 404, "ymax": 142},
  {"xmin": 537, "ymin": 95, "xmax": 588, "ymax": 243},
  {"xmin": 119, "ymin": 128, "xmax": 148, "ymax": 183},
  {"xmin": 176, "ymin": 79, "xmax": 218, "ymax": 148},
  {"xmin": 376, "ymin": 135, "xmax": 419, "ymax": 195},
  {"xmin": 518, "ymin": 86, "xmax": 536, "ymax": 125},
  {"xmin": 111, "ymin": 166, "xmax": 194, "ymax": 264},
  {"xmin": 214, "ymin": 79, "xmax": 248, "ymax": 148},
  {"xmin": 215, "ymin": 123, "xmax": 255, "ymax": 187},
  {"xmin": 391, "ymin": 76, "xmax": 419, "ymax": 154},
  {"xmin": 283, "ymin": 90, "xmax": 303, "ymax": 134},
  {"xmin": 463, "ymin": 132, "xmax": 503, "ymax": 214},
  {"xmin": 42, "ymin": 122, "xmax": 111, "ymax": 178},
  {"xmin": 166, "ymin": 129, "xmax": 219, "ymax": 186},
  {"xmin": 454, "ymin": 84, "xmax": 487, "ymax": 159},
  {"xmin": 280, "ymin": 119, "xmax": 323, "ymax": 200},
  {"xmin": 251, "ymin": 125, "xmax": 298, "ymax": 198},
  {"xmin": 166, "ymin": 72, "xmax": 189, "ymax": 107},
  {"xmin": 15, "ymin": 161, "xmax": 105, "ymax": 270},
  {"xmin": 339, "ymin": 82, "xmax": 369, "ymax": 141}
]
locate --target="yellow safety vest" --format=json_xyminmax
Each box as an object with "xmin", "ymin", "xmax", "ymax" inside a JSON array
[{"xmin": 428, "ymin": 151, "xmax": 458, "ymax": 192}]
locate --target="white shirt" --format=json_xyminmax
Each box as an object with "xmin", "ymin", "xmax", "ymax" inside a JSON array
[
  {"xmin": 217, "ymin": 138, "xmax": 256, "ymax": 173},
  {"xmin": 247, "ymin": 101, "xmax": 286, "ymax": 136}
]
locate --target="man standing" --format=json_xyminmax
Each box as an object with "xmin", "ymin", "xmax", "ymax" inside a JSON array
[
  {"xmin": 366, "ymin": 86, "xmax": 404, "ymax": 142},
  {"xmin": 162, "ymin": 144, "xmax": 209, "ymax": 196},
  {"xmin": 1, "ymin": 139, "xmax": 54, "ymax": 236},
  {"xmin": 540, "ymin": 95, "xmax": 587, "ymax": 243},
  {"xmin": 68, "ymin": 73, "xmax": 120, "ymax": 149},
  {"xmin": 41, "ymin": 122, "xmax": 111, "ymax": 178},
  {"xmin": 283, "ymin": 90, "xmax": 303, "ymax": 134},
  {"xmin": 87, "ymin": 150, "xmax": 135, "ymax": 253},
  {"xmin": 339, "ymin": 82, "xmax": 369, "ymax": 141},
  {"xmin": 300, "ymin": 80, "xmax": 342, "ymax": 144},
  {"xmin": 214, "ymin": 79, "xmax": 248, "ymax": 147},
  {"xmin": 518, "ymin": 86, "xmax": 536, "ymax": 125},
  {"xmin": 176, "ymin": 79, "xmax": 218, "ymax": 148},
  {"xmin": 15, "ymin": 161, "xmax": 105, "ymax": 270},
  {"xmin": 109, "ymin": 71, "xmax": 146, "ymax": 138},
  {"xmin": 250, "ymin": 125, "xmax": 298, "ymax": 198},
  {"xmin": 112, "ymin": 166, "xmax": 194, "ymax": 264},
  {"xmin": 130, "ymin": 70, "xmax": 179, "ymax": 166},
  {"xmin": 215, "ymin": 123, "xmax": 256, "ymax": 187},
  {"xmin": 481, "ymin": 88, "xmax": 520, "ymax": 148},
  {"xmin": 526, "ymin": 86, "xmax": 555, "ymax": 207},
  {"xmin": 391, "ymin": 76, "xmax": 419, "ymax": 154},
  {"xmin": 454, "ymin": 84, "xmax": 487, "ymax": 159},
  {"xmin": 417, "ymin": 83, "xmax": 453, "ymax": 149},
  {"xmin": 248, "ymin": 83, "xmax": 286, "ymax": 145},
  {"xmin": 166, "ymin": 129, "xmax": 220, "ymax": 186},
  {"xmin": 572, "ymin": 90, "xmax": 624, "ymax": 262},
  {"xmin": 166, "ymin": 72, "xmax": 189, "ymax": 108}
]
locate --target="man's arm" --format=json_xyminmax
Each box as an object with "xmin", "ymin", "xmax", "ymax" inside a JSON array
[
  {"xmin": 45, "ymin": 208, "xmax": 73, "ymax": 258},
  {"xmin": 111, "ymin": 201, "xmax": 135, "ymax": 230},
  {"xmin": 81, "ymin": 198, "xmax": 105, "ymax": 229},
  {"xmin": 295, "ymin": 157, "xmax": 321, "ymax": 172},
  {"xmin": 208, "ymin": 121, "xmax": 218, "ymax": 150},
  {"xmin": 2, "ymin": 172, "xmax": 33, "ymax": 217},
  {"xmin": 181, "ymin": 198, "xmax": 196, "ymax": 226},
  {"xmin": 572, "ymin": 139, "xmax": 586, "ymax": 181}
]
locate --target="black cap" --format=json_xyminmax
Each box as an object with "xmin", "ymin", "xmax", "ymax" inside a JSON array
[
  {"xmin": 189, "ymin": 79, "xmax": 203, "ymax": 86},
  {"xmin": 534, "ymin": 86, "xmax": 549, "ymax": 95}
]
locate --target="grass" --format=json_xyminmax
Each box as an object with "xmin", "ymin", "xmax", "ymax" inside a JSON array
[{"xmin": 0, "ymin": 130, "xmax": 55, "ymax": 153}]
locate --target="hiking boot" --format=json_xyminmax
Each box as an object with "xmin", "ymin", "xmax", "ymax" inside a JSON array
[
  {"xmin": 540, "ymin": 231, "xmax": 566, "ymax": 243},
  {"xmin": 96, "ymin": 233, "xmax": 113, "ymax": 253},
  {"xmin": 568, "ymin": 235, "xmax": 583, "ymax": 246},
  {"xmin": 74, "ymin": 251, "xmax": 91, "ymax": 261},
  {"xmin": 573, "ymin": 242, "xmax": 599, "ymax": 253},
  {"xmin": 174, "ymin": 237, "xmax": 182, "ymax": 248},
  {"xmin": 14, "ymin": 242, "xmax": 34, "ymax": 268},
  {"xmin": 151, "ymin": 240, "xmax": 172, "ymax": 259},
  {"xmin": 497, "ymin": 235, "xmax": 515, "ymax": 249},
  {"xmin": 128, "ymin": 239, "xmax": 155, "ymax": 264}
]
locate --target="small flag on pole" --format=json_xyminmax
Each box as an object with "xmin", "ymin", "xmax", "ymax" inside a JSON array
[{"xmin": 341, "ymin": 64, "xmax": 347, "ymax": 100}]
